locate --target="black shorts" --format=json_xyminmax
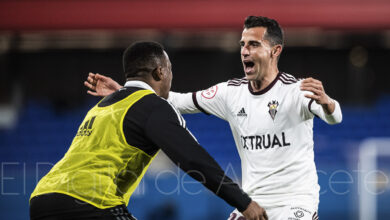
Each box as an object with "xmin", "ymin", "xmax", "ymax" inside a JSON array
[{"xmin": 30, "ymin": 193, "xmax": 137, "ymax": 220}]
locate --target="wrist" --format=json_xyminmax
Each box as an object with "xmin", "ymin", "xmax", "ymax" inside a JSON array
[
  {"xmin": 237, "ymin": 194, "xmax": 252, "ymax": 212},
  {"xmin": 115, "ymin": 84, "xmax": 123, "ymax": 90},
  {"xmin": 322, "ymin": 98, "xmax": 335, "ymax": 115}
]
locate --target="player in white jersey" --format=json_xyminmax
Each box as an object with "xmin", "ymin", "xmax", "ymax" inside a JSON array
[
  {"xmin": 168, "ymin": 72, "xmax": 341, "ymax": 220},
  {"xmin": 84, "ymin": 16, "xmax": 342, "ymax": 220}
]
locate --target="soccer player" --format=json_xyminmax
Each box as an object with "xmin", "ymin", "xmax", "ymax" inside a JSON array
[
  {"xmin": 85, "ymin": 16, "xmax": 342, "ymax": 220},
  {"xmin": 30, "ymin": 41, "xmax": 268, "ymax": 220}
]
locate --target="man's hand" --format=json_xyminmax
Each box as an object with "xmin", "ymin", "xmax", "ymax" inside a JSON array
[
  {"xmin": 242, "ymin": 201, "xmax": 268, "ymax": 220},
  {"xmin": 300, "ymin": 77, "xmax": 335, "ymax": 115},
  {"xmin": 84, "ymin": 72, "xmax": 122, "ymax": 97}
]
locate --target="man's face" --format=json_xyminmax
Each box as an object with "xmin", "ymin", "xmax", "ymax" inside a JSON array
[
  {"xmin": 240, "ymin": 27, "xmax": 274, "ymax": 81},
  {"xmin": 160, "ymin": 51, "xmax": 172, "ymax": 99}
]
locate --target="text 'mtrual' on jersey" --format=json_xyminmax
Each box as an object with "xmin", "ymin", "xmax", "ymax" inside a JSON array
[{"xmin": 168, "ymin": 72, "xmax": 342, "ymax": 210}]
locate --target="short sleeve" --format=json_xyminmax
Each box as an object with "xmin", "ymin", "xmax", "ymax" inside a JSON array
[{"xmin": 192, "ymin": 82, "xmax": 229, "ymax": 120}]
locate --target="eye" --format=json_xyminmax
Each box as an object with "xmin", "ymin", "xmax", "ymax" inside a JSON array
[{"xmin": 251, "ymin": 42, "xmax": 260, "ymax": 47}]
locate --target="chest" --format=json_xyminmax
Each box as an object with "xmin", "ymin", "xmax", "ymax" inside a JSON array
[{"xmin": 227, "ymin": 90, "xmax": 299, "ymax": 133}]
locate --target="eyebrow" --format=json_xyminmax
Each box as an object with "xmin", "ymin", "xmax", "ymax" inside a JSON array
[{"xmin": 239, "ymin": 40, "xmax": 261, "ymax": 45}]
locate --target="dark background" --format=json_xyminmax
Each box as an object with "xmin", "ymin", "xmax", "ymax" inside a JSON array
[{"xmin": 1, "ymin": 0, "xmax": 390, "ymax": 219}]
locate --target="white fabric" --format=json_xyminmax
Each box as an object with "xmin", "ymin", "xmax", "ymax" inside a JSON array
[
  {"xmin": 228, "ymin": 205, "xmax": 318, "ymax": 220},
  {"xmin": 168, "ymin": 73, "xmax": 342, "ymax": 210},
  {"xmin": 124, "ymin": 80, "xmax": 156, "ymax": 93}
]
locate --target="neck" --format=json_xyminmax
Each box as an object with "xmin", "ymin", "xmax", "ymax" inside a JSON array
[
  {"xmin": 126, "ymin": 77, "xmax": 161, "ymax": 95},
  {"xmin": 250, "ymin": 67, "xmax": 279, "ymax": 92}
]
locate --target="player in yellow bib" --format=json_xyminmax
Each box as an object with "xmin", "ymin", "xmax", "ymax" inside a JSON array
[{"xmin": 30, "ymin": 41, "xmax": 267, "ymax": 220}]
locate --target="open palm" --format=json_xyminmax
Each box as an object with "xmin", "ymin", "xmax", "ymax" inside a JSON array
[{"xmin": 84, "ymin": 73, "xmax": 122, "ymax": 97}]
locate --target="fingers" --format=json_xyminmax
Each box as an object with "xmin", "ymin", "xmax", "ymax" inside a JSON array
[
  {"xmin": 87, "ymin": 73, "xmax": 97, "ymax": 86},
  {"xmin": 301, "ymin": 77, "xmax": 325, "ymax": 103},
  {"xmin": 88, "ymin": 72, "xmax": 96, "ymax": 81},
  {"xmin": 302, "ymin": 77, "xmax": 320, "ymax": 84},
  {"xmin": 95, "ymin": 73, "xmax": 110, "ymax": 81},
  {"xmin": 87, "ymin": 76, "xmax": 94, "ymax": 84},
  {"xmin": 301, "ymin": 77, "xmax": 322, "ymax": 86},
  {"xmin": 304, "ymin": 93, "xmax": 320, "ymax": 101},
  {"xmin": 300, "ymin": 86, "xmax": 321, "ymax": 94},
  {"xmin": 300, "ymin": 82, "xmax": 322, "ymax": 90},
  {"xmin": 95, "ymin": 73, "xmax": 103, "ymax": 80},
  {"xmin": 264, "ymin": 211, "xmax": 268, "ymax": 220},
  {"xmin": 301, "ymin": 77, "xmax": 327, "ymax": 104},
  {"xmin": 87, "ymin": 90, "xmax": 99, "ymax": 97},
  {"xmin": 84, "ymin": 81, "xmax": 95, "ymax": 90},
  {"xmin": 301, "ymin": 82, "xmax": 323, "ymax": 93},
  {"xmin": 261, "ymin": 208, "xmax": 267, "ymax": 220}
]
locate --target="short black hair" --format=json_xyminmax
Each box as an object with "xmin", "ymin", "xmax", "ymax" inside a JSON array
[
  {"xmin": 244, "ymin": 16, "xmax": 284, "ymax": 46},
  {"xmin": 123, "ymin": 41, "xmax": 166, "ymax": 79}
]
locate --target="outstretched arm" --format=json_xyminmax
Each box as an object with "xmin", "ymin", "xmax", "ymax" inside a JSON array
[
  {"xmin": 169, "ymin": 83, "xmax": 229, "ymax": 120},
  {"xmin": 145, "ymin": 101, "xmax": 267, "ymax": 220},
  {"xmin": 168, "ymin": 92, "xmax": 201, "ymax": 114},
  {"xmin": 84, "ymin": 72, "xmax": 122, "ymax": 97}
]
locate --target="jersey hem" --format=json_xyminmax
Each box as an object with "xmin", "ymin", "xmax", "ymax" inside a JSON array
[{"xmin": 30, "ymin": 190, "xmax": 124, "ymax": 209}]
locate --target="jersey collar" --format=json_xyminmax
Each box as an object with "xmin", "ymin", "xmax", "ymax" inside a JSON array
[
  {"xmin": 248, "ymin": 72, "xmax": 281, "ymax": 95},
  {"xmin": 124, "ymin": 80, "xmax": 156, "ymax": 94}
]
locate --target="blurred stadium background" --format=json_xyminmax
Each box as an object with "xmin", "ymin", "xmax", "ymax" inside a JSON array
[{"xmin": 0, "ymin": 0, "xmax": 390, "ymax": 219}]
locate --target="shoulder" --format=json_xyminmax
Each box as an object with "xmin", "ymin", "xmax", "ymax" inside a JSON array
[
  {"xmin": 141, "ymin": 93, "xmax": 175, "ymax": 112},
  {"xmin": 128, "ymin": 92, "xmax": 183, "ymax": 123},
  {"xmin": 227, "ymin": 77, "xmax": 249, "ymax": 87},
  {"xmin": 124, "ymin": 92, "xmax": 173, "ymax": 116},
  {"xmin": 278, "ymin": 72, "xmax": 302, "ymax": 85},
  {"xmin": 277, "ymin": 72, "xmax": 305, "ymax": 93},
  {"xmin": 146, "ymin": 96, "xmax": 185, "ymax": 126},
  {"xmin": 99, "ymin": 87, "xmax": 144, "ymax": 107}
]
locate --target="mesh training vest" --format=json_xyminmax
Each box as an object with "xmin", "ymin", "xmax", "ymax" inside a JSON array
[{"xmin": 31, "ymin": 89, "xmax": 157, "ymax": 209}]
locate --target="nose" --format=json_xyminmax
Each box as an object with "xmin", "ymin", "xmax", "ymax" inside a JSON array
[{"xmin": 241, "ymin": 46, "xmax": 249, "ymax": 57}]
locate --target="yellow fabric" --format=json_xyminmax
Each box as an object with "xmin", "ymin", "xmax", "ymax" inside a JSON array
[{"xmin": 31, "ymin": 89, "xmax": 158, "ymax": 209}]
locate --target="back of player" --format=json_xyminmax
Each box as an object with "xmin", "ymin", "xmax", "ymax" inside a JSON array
[
  {"xmin": 30, "ymin": 80, "xmax": 262, "ymax": 219},
  {"xmin": 30, "ymin": 88, "xmax": 156, "ymax": 219},
  {"xmin": 61, "ymin": 41, "xmax": 269, "ymax": 220}
]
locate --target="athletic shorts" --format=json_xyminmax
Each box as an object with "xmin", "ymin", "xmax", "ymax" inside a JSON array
[
  {"xmin": 30, "ymin": 193, "xmax": 137, "ymax": 220},
  {"xmin": 228, "ymin": 205, "xmax": 318, "ymax": 220}
]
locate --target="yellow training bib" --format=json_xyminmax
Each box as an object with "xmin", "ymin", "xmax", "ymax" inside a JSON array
[{"xmin": 31, "ymin": 89, "xmax": 157, "ymax": 209}]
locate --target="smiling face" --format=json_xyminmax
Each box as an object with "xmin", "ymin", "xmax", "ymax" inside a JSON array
[{"xmin": 240, "ymin": 27, "xmax": 275, "ymax": 81}]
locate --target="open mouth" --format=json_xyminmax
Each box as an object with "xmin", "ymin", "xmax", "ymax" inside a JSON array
[
  {"xmin": 244, "ymin": 61, "xmax": 255, "ymax": 68},
  {"xmin": 243, "ymin": 61, "xmax": 255, "ymax": 74}
]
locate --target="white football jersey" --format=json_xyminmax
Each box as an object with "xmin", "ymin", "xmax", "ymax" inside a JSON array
[{"xmin": 168, "ymin": 72, "xmax": 342, "ymax": 210}]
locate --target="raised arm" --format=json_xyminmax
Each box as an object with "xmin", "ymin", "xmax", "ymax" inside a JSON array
[
  {"xmin": 299, "ymin": 77, "xmax": 342, "ymax": 124},
  {"xmin": 84, "ymin": 73, "xmax": 122, "ymax": 97}
]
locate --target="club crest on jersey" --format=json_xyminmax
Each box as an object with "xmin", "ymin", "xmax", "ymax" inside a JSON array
[{"xmin": 267, "ymin": 100, "xmax": 279, "ymax": 120}]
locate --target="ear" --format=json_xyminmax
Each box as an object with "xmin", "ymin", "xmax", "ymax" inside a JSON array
[
  {"xmin": 151, "ymin": 67, "xmax": 163, "ymax": 81},
  {"xmin": 271, "ymin": 45, "xmax": 282, "ymax": 58}
]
